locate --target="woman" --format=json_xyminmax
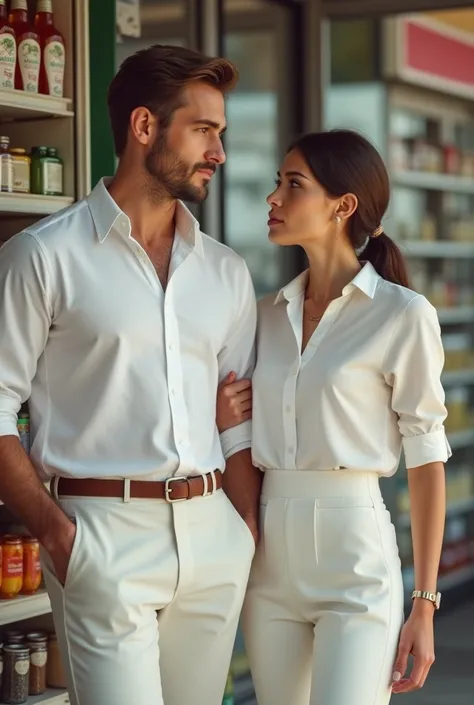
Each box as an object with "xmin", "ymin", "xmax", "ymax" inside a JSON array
[{"xmin": 217, "ymin": 129, "xmax": 449, "ymax": 705}]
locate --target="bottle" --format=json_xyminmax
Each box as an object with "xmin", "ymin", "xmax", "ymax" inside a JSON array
[
  {"xmin": 10, "ymin": 147, "xmax": 30, "ymax": 193},
  {"xmin": 34, "ymin": 1, "xmax": 65, "ymax": 97},
  {"xmin": 9, "ymin": 0, "xmax": 40, "ymax": 93},
  {"xmin": 31, "ymin": 145, "xmax": 63, "ymax": 195},
  {"xmin": 0, "ymin": 0, "xmax": 16, "ymax": 90},
  {"xmin": 0, "ymin": 135, "xmax": 13, "ymax": 193},
  {"xmin": 222, "ymin": 672, "xmax": 234, "ymax": 705},
  {"xmin": 17, "ymin": 410, "xmax": 30, "ymax": 452},
  {"xmin": 1, "ymin": 536, "xmax": 23, "ymax": 599}
]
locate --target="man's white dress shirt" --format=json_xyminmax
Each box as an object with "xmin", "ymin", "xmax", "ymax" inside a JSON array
[
  {"xmin": 249, "ymin": 262, "xmax": 451, "ymax": 476},
  {"xmin": 0, "ymin": 179, "xmax": 255, "ymax": 480}
]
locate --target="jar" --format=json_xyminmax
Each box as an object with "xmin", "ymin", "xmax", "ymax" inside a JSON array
[
  {"xmin": 46, "ymin": 633, "xmax": 67, "ymax": 689},
  {"xmin": 0, "ymin": 135, "xmax": 13, "ymax": 193},
  {"xmin": 27, "ymin": 640, "xmax": 47, "ymax": 696},
  {"xmin": 2, "ymin": 644, "xmax": 29, "ymax": 704},
  {"xmin": 3, "ymin": 632, "xmax": 24, "ymax": 647},
  {"xmin": 10, "ymin": 149, "xmax": 30, "ymax": 194},
  {"xmin": 1, "ymin": 537, "xmax": 23, "ymax": 599},
  {"xmin": 30, "ymin": 145, "xmax": 63, "ymax": 196},
  {"xmin": 21, "ymin": 537, "xmax": 41, "ymax": 595},
  {"xmin": 16, "ymin": 412, "xmax": 30, "ymax": 455}
]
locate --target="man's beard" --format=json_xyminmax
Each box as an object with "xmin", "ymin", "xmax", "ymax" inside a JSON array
[{"xmin": 144, "ymin": 132, "xmax": 216, "ymax": 204}]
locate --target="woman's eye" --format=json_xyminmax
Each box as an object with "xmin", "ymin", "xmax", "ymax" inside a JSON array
[
  {"xmin": 289, "ymin": 180, "xmax": 301, "ymax": 188},
  {"xmin": 274, "ymin": 179, "xmax": 281, "ymax": 187}
]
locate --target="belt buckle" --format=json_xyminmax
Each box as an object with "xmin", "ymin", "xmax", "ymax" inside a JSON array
[{"xmin": 165, "ymin": 476, "xmax": 188, "ymax": 503}]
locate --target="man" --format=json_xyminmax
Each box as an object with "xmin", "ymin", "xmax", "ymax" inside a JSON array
[{"xmin": 0, "ymin": 45, "xmax": 261, "ymax": 705}]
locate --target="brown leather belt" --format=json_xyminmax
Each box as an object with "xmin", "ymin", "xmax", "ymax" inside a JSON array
[{"xmin": 54, "ymin": 471, "xmax": 223, "ymax": 503}]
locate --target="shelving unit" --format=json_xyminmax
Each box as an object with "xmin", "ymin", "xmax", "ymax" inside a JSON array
[
  {"xmin": 0, "ymin": 591, "xmax": 51, "ymax": 626},
  {"xmin": 0, "ymin": 5, "xmax": 88, "ymax": 703},
  {"xmin": 27, "ymin": 690, "xmax": 69, "ymax": 705},
  {"xmin": 385, "ymin": 18, "xmax": 474, "ymax": 598}
]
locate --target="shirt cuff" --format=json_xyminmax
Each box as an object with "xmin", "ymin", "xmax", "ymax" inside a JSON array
[
  {"xmin": 403, "ymin": 428, "xmax": 452, "ymax": 469},
  {"xmin": 219, "ymin": 420, "xmax": 252, "ymax": 461}
]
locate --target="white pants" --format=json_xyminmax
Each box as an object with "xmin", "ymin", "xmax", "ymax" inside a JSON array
[
  {"xmin": 242, "ymin": 470, "xmax": 404, "ymax": 705},
  {"xmin": 41, "ymin": 487, "xmax": 255, "ymax": 705}
]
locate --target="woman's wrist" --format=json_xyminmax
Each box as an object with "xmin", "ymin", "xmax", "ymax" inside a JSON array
[{"xmin": 411, "ymin": 596, "xmax": 436, "ymax": 618}]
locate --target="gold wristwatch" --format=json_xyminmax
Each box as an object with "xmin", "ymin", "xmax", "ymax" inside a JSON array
[{"xmin": 411, "ymin": 590, "xmax": 441, "ymax": 610}]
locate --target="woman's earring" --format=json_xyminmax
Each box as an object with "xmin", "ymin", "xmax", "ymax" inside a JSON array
[{"xmin": 334, "ymin": 215, "xmax": 341, "ymax": 224}]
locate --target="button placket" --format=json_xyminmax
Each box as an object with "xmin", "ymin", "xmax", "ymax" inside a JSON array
[{"xmin": 163, "ymin": 286, "xmax": 192, "ymax": 468}]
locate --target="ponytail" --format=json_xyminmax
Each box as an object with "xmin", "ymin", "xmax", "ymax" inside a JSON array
[{"xmin": 361, "ymin": 233, "xmax": 411, "ymax": 289}]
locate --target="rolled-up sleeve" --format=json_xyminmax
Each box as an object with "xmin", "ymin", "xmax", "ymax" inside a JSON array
[
  {"xmin": 217, "ymin": 259, "xmax": 257, "ymax": 460},
  {"xmin": 0, "ymin": 233, "xmax": 52, "ymax": 436},
  {"xmin": 382, "ymin": 294, "xmax": 451, "ymax": 469}
]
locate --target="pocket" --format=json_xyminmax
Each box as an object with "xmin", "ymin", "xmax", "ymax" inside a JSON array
[
  {"xmin": 225, "ymin": 495, "xmax": 256, "ymax": 551},
  {"xmin": 41, "ymin": 514, "xmax": 84, "ymax": 591}
]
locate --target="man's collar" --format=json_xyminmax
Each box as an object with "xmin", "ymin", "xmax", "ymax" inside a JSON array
[{"xmin": 87, "ymin": 178, "xmax": 204, "ymax": 257}]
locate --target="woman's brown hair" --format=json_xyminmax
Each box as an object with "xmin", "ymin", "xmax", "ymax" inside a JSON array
[
  {"xmin": 108, "ymin": 44, "xmax": 238, "ymax": 156},
  {"xmin": 291, "ymin": 129, "xmax": 410, "ymax": 288}
]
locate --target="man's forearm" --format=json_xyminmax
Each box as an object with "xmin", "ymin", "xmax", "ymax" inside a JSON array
[
  {"xmin": 222, "ymin": 448, "xmax": 262, "ymax": 533},
  {"xmin": 0, "ymin": 436, "xmax": 72, "ymax": 552}
]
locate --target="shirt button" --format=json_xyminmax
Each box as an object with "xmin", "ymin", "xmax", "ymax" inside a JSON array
[{"xmin": 171, "ymin": 389, "xmax": 176, "ymax": 396}]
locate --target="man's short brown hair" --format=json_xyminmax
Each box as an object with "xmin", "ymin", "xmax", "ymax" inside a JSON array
[{"xmin": 107, "ymin": 44, "xmax": 238, "ymax": 156}]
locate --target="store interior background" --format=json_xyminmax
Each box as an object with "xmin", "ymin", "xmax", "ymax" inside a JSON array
[{"xmin": 112, "ymin": 1, "xmax": 474, "ymax": 703}]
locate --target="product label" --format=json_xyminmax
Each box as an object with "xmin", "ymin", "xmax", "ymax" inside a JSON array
[
  {"xmin": 18, "ymin": 36, "xmax": 40, "ymax": 93},
  {"xmin": 0, "ymin": 30, "xmax": 16, "ymax": 90},
  {"xmin": 44, "ymin": 38, "xmax": 65, "ymax": 98},
  {"xmin": 14, "ymin": 659, "xmax": 29, "ymax": 676},
  {"xmin": 31, "ymin": 651, "xmax": 47, "ymax": 668},
  {"xmin": 5, "ymin": 556, "xmax": 23, "ymax": 577},
  {"xmin": 44, "ymin": 161, "xmax": 63, "ymax": 194},
  {"xmin": 12, "ymin": 160, "xmax": 29, "ymax": 193},
  {"xmin": 0, "ymin": 154, "xmax": 13, "ymax": 193}
]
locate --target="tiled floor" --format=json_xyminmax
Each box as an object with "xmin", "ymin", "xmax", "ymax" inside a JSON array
[{"xmin": 235, "ymin": 598, "xmax": 474, "ymax": 705}]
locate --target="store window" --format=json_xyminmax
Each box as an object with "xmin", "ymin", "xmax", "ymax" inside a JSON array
[{"xmin": 223, "ymin": 0, "xmax": 301, "ymax": 298}]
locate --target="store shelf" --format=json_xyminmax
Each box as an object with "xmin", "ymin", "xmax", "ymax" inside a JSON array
[
  {"xmin": 0, "ymin": 193, "xmax": 73, "ymax": 216},
  {"xmin": 0, "ymin": 590, "xmax": 51, "ymax": 626},
  {"xmin": 443, "ymin": 369, "xmax": 474, "ymax": 385},
  {"xmin": 438, "ymin": 565, "xmax": 474, "ymax": 591},
  {"xmin": 398, "ymin": 497, "xmax": 474, "ymax": 529},
  {"xmin": 401, "ymin": 241, "xmax": 474, "ymax": 258},
  {"xmin": 0, "ymin": 89, "xmax": 73, "ymax": 121},
  {"xmin": 437, "ymin": 307, "xmax": 474, "ymax": 325},
  {"xmin": 447, "ymin": 429, "xmax": 474, "ymax": 450},
  {"xmin": 28, "ymin": 690, "xmax": 69, "ymax": 705},
  {"xmin": 392, "ymin": 170, "xmax": 474, "ymax": 194}
]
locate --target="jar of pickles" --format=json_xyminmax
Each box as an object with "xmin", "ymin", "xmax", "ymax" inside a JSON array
[
  {"xmin": 2, "ymin": 644, "xmax": 30, "ymax": 704},
  {"xmin": 30, "ymin": 146, "xmax": 63, "ymax": 196},
  {"xmin": 21, "ymin": 537, "xmax": 41, "ymax": 595},
  {"xmin": 1, "ymin": 537, "xmax": 23, "ymax": 599}
]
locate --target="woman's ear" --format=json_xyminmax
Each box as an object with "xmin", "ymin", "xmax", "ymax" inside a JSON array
[{"xmin": 336, "ymin": 193, "xmax": 358, "ymax": 222}]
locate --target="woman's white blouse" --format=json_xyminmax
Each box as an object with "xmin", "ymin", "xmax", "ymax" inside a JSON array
[{"xmin": 251, "ymin": 262, "xmax": 451, "ymax": 476}]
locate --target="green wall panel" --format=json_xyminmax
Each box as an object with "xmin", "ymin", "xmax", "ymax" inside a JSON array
[{"xmin": 89, "ymin": 0, "xmax": 116, "ymax": 187}]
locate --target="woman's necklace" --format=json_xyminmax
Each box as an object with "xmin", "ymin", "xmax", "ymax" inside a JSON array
[{"xmin": 304, "ymin": 294, "xmax": 327, "ymax": 324}]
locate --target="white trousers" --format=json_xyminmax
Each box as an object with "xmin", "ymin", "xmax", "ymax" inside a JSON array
[
  {"xmin": 41, "ymin": 488, "xmax": 255, "ymax": 705},
  {"xmin": 242, "ymin": 470, "xmax": 404, "ymax": 705}
]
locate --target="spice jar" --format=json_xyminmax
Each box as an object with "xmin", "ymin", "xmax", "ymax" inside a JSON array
[
  {"xmin": 10, "ymin": 148, "xmax": 30, "ymax": 194},
  {"xmin": 1, "ymin": 536, "xmax": 23, "ymax": 599},
  {"xmin": 3, "ymin": 631, "xmax": 24, "ymax": 646},
  {"xmin": 21, "ymin": 537, "xmax": 41, "ymax": 595},
  {"xmin": 2, "ymin": 644, "xmax": 29, "ymax": 704},
  {"xmin": 0, "ymin": 135, "xmax": 13, "ymax": 193},
  {"xmin": 46, "ymin": 633, "xmax": 67, "ymax": 688},
  {"xmin": 27, "ymin": 639, "xmax": 47, "ymax": 695},
  {"xmin": 30, "ymin": 145, "xmax": 63, "ymax": 196}
]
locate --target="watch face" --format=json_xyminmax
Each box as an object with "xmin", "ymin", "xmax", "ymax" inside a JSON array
[{"xmin": 435, "ymin": 593, "xmax": 441, "ymax": 609}]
